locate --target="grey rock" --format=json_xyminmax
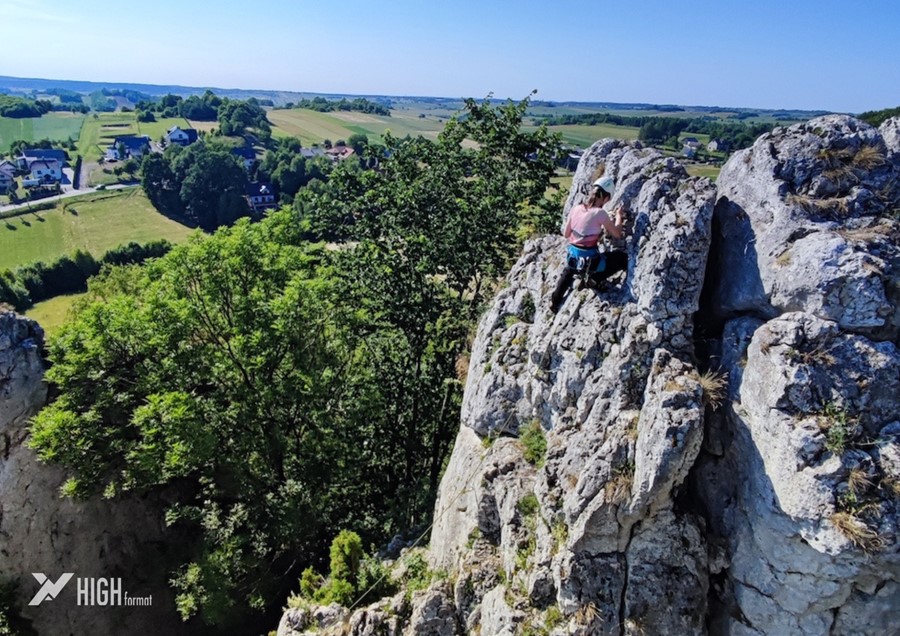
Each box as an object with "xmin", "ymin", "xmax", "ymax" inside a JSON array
[
  {"xmin": 880, "ymin": 116, "xmax": 900, "ymax": 157},
  {"xmin": 432, "ymin": 141, "xmax": 716, "ymax": 634},
  {"xmin": 404, "ymin": 584, "xmax": 459, "ymax": 636},
  {"xmin": 713, "ymin": 114, "xmax": 900, "ymax": 341},
  {"xmin": 702, "ymin": 309, "xmax": 900, "ymax": 634},
  {"xmin": 0, "ymin": 311, "xmax": 189, "ymax": 636}
]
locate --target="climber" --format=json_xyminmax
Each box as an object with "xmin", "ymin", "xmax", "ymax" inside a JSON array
[{"xmin": 550, "ymin": 175, "xmax": 628, "ymax": 313}]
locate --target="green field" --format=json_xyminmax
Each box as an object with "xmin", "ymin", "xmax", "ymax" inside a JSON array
[
  {"xmin": 0, "ymin": 188, "xmax": 195, "ymax": 270},
  {"xmin": 77, "ymin": 112, "xmax": 139, "ymax": 162},
  {"xmin": 0, "ymin": 112, "xmax": 85, "ymax": 150},
  {"xmin": 537, "ymin": 123, "xmax": 641, "ymax": 147},
  {"xmin": 25, "ymin": 292, "xmax": 86, "ymax": 337},
  {"xmin": 268, "ymin": 107, "xmax": 645, "ymax": 149},
  {"xmin": 269, "ymin": 108, "xmax": 448, "ymax": 145}
]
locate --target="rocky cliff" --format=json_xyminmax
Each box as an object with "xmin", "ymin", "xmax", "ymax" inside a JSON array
[
  {"xmin": 0, "ymin": 312, "xmax": 190, "ymax": 635},
  {"xmin": 277, "ymin": 115, "xmax": 900, "ymax": 635}
]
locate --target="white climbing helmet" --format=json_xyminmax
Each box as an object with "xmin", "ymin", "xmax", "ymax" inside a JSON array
[{"xmin": 592, "ymin": 175, "xmax": 615, "ymax": 195}]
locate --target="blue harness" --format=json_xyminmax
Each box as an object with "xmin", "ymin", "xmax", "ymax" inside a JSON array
[{"xmin": 566, "ymin": 245, "xmax": 606, "ymax": 274}]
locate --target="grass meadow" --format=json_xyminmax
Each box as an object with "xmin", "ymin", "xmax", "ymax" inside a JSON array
[
  {"xmin": 76, "ymin": 112, "xmax": 138, "ymax": 162},
  {"xmin": 0, "ymin": 112, "xmax": 85, "ymax": 150},
  {"xmin": 0, "ymin": 188, "xmax": 194, "ymax": 270},
  {"xmin": 24, "ymin": 292, "xmax": 86, "ymax": 337}
]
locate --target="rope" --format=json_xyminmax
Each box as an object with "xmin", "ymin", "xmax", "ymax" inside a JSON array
[{"xmin": 345, "ymin": 411, "xmax": 518, "ymax": 613}]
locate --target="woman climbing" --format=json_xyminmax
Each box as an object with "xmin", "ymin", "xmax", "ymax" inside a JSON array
[{"xmin": 550, "ymin": 174, "xmax": 628, "ymax": 313}]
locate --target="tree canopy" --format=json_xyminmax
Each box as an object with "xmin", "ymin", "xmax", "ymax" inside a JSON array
[{"xmin": 30, "ymin": 95, "xmax": 562, "ymax": 627}]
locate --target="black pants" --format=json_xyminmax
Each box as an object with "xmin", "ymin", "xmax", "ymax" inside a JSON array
[{"xmin": 550, "ymin": 251, "xmax": 628, "ymax": 312}]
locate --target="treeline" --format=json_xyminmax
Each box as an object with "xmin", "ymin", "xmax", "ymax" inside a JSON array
[
  {"xmin": 539, "ymin": 112, "xmax": 670, "ymax": 127},
  {"xmin": 0, "ymin": 95, "xmax": 53, "ymax": 118},
  {"xmin": 288, "ymin": 96, "xmax": 390, "ymax": 116},
  {"xmin": 539, "ymin": 111, "xmax": 775, "ymax": 151},
  {"xmin": 7, "ymin": 137, "xmax": 75, "ymax": 157},
  {"xmin": 135, "ymin": 91, "xmax": 272, "ymax": 140},
  {"xmin": 638, "ymin": 117, "xmax": 774, "ymax": 149},
  {"xmin": 137, "ymin": 90, "xmax": 223, "ymax": 121},
  {"xmin": 30, "ymin": 96, "xmax": 561, "ymax": 627},
  {"xmin": 859, "ymin": 106, "xmax": 900, "ymax": 127},
  {"xmin": 0, "ymin": 240, "xmax": 172, "ymax": 311}
]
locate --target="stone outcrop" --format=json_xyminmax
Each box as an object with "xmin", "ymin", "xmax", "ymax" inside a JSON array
[
  {"xmin": 0, "ymin": 311, "xmax": 190, "ymax": 635},
  {"xmin": 432, "ymin": 140, "xmax": 718, "ymax": 635},
  {"xmin": 281, "ymin": 116, "xmax": 900, "ymax": 635},
  {"xmin": 697, "ymin": 115, "xmax": 900, "ymax": 635}
]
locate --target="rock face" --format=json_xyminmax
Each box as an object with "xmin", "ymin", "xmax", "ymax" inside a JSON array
[
  {"xmin": 433, "ymin": 140, "xmax": 718, "ymax": 635},
  {"xmin": 273, "ymin": 117, "xmax": 899, "ymax": 634},
  {"xmin": 0, "ymin": 311, "xmax": 190, "ymax": 635},
  {"xmin": 698, "ymin": 115, "xmax": 900, "ymax": 635}
]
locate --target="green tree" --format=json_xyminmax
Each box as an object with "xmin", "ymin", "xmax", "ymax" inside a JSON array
[
  {"xmin": 30, "ymin": 221, "xmax": 362, "ymax": 625},
  {"xmin": 29, "ymin": 94, "xmax": 562, "ymax": 627},
  {"xmin": 175, "ymin": 148, "xmax": 248, "ymax": 229},
  {"xmin": 348, "ymin": 133, "xmax": 368, "ymax": 156}
]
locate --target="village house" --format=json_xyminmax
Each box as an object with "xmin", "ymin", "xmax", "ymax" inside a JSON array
[
  {"xmin": 15, "ymin": 148, "xmax": 67, "ymax": 171},
  {"xmin": 245, "ymin": 182, "xmax": 277, "ymax": 213},
  {"xmin": 682, "ymin": 137, "xmax": 702, "ymax": 159},
  {"xmin": 166, "ymin": 126, "xmax": 199, "ymax": 147},
  {"xmin": 707, "ymin": 138, "xmax": 731, "ymax": 153},
  {"xmin": 324, "ymin": 146, "xmax": 355, "ymax": 163},
  {"xmin": 0, "ymin": 162, "xmax": 14, "ymax": 193},
  {"xmin": 106, "ymin": 135, "xmax": 151, "ymax": 161},
  {"xmin": 231, "ymin": 146, "xmax": 257, "ymax": 171},
  {"xmin": 300, "ymin": 147, "xmax": 325, "ymax": 160},
  {"xmin": 28, "ymin": 158, "xmax": 63, "ymax": 184}
]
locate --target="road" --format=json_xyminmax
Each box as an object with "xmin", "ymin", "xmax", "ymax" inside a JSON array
[{"xmin": 0, "ymin": 182, "xmax": 139, "ymax": 215}]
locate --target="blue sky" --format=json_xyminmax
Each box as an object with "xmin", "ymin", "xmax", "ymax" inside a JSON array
[{"xmin": 0, "ymin": 0, "xmax": 898, "ymax": 112}]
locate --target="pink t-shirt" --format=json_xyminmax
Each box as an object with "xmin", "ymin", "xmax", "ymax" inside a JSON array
[{"xmin": 561, "ymin": 204, "xmax": 611, "ymax": 248}]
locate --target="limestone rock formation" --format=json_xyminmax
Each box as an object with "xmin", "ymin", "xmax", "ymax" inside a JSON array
[
  {"xmin": 699, "ymin": 115, "xmax": 900, "ymax": 635},
  {"xmin": 433, "ymin": 140, "xmax": 717, "ymax": 635},
  {"xmin": 0, "ymin": 311, "xmax": 189, "ymax": 635},
  {"xmin": 276, "ymin": 117, "xmax": 899, "ymax": 635}
]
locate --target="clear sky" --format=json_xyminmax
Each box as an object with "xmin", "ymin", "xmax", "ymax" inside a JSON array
[{"xmin": 1, "ymin": 0, "xmax": 898, "ymax": 112}]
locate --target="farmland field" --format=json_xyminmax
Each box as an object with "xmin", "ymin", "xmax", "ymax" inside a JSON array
[
  {"xmin": 538, "ymin": 123, "xmax": 641, "ymax": 147},
  {"xmin": 0, "ymin": 188, "xmax": 194, "ymax": 270},
  {"xmin": 269, "ymin": 108, "xmax": 447, "ymax": 145},
  {"xmin": 0, "ymin": 112, "xmax": 85, "ymax": 150},
  {"xmin": 76, "ymin": 112, "xmax": 138, "ymax": 162},
  {"xmin": 685, "ymin": 164, "xmax": 721, "ymax": 179}
]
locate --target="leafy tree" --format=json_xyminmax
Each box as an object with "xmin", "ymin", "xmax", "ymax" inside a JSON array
[
  {"xmin": 30, "ymin": 222, "xmax": 361, "ymax": 624},
  {"xmin": 179, "ymin": 91, "xmax": 221, "ymax": 121},
  {"xmin": 29, "ymin": 94, "xmax": 562, "ymax": 627},
  {"xmin": 348, "ymin": 133, "xmax": 368, "ymax": 156},
  {"xmin": 140, "ymin": 153, "xmax": 183, "ymax": 217},
  {"xmin": 141, "ymin": 143, "xmax": 248, "ymax": 230},
  {"xmin": 173, "ymin": 145, "xmax": 248, "ymax": 230}
]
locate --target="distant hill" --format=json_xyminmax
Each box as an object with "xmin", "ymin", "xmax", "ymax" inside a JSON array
[
  {"xmin": 0, "ymin": 74, "xmax": 394, "ymax": 109},
  {"xmin": 0, "ymin": 74, "xmax": 836, "ymax": 119}
]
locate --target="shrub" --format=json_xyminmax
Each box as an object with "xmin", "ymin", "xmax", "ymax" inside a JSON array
[
  {"xmin": 520, "ymin": 420, "xmax": 547, "ymax": 467},
  {"xmin": 329, "ymin": 530, "xmax": 363, "ymax": 584},
  {"xmin": 516, "ymin": 493, "xmax": 540, "ymax": 517}
]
